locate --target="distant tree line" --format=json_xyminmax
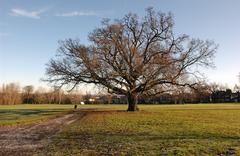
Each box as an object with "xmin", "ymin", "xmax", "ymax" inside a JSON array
[
  {"xmin": 0, "ymin": 82, "xmax": 239, "ymax": 105},
  {"xmin": 0, "ymin": 83, "xmax": 82, "ymax": 105}
]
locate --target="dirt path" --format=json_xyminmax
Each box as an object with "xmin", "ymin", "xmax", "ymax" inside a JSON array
[{"xmin": 0, "ymin": 110, "xmax": 81, "ymax": 156}]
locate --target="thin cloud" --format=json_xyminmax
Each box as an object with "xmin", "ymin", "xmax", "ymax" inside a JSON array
[
  {"xmin": 56, "ymin": 11, "xmax": 98, "ymax": 17},
  {"xmin": 10, "ymin": 8, "xmax": 47, "ymax": 19}
]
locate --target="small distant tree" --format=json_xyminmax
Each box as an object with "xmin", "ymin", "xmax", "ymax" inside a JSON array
[
  {"xmin": 34, "ymin": 87, "xmax": 47, "ymax": 104},
  {"xmin": 45, "ymin": 8, "xmax": 217, "ymax": 111},
  {"xmin": 52, "ymin": 87, "xmax": 64, "ymax": 104},
  {"xmin": 23, "ymin": 85, "xmax": 34, "ymax": 104},
  {"xmin": 192, "ymin": 83, "xmax": 212, "ymax": 103}
]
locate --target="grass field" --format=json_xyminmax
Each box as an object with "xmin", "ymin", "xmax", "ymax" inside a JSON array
[
  {"xmin": 0, "ymin": 104, "xmax": 125, "ymax": 126},
  {"xmin": 0, "ymin": 104, "xmax": 74, "ymax": 126},
  {"xmin": 45, "ymin": 104, "xmax": 240, "ymax": 156},
  {"xmin": 1, "ymin": 104, "xmax": 240, "ymax": 155}
]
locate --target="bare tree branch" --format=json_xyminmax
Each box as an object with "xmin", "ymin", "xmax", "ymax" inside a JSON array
[{"xmin": 44, "ymin": 8, "xmax": 217, "ymax": 111}]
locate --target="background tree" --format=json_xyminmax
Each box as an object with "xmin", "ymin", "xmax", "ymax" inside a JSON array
[
  {"xmin": 45, "ymin": 8, "xmax": 217, "ymax": 111},
  {"xmin": 22, "ymin": 85, "xmax": 34, "ymax": 104},
  {"xmin": 34, "ymin": 87, "xmax": 47, "ymax": 104},
  {"xmin": 0, "ymin": 83, "xmax": 21, "ymax": 105},
  {"xmin": 192, "ymin": 83, "xmax": 212, "ymax": 103}
]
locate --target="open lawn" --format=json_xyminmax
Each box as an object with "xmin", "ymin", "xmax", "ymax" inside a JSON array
[
  {"xmin": 45, "ymin": 104, "xmax": 240, "ymax": 156},
  {"xmin": 0, "ymin": 104, "xmax": 126, "ymax": 126},
  {"xmin": 1, "ymin": 104, "xmax": 240, "ymax": 155}
]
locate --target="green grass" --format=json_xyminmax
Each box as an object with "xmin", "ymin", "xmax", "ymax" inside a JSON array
[
  {"xmin": 0, "ymin": 104, "xmax": 74, "ymax": 126},
  {"xmin": 0, "ymin": 104, "xmax": 127, "ymax": 126},
  {"xmin": 46, "ymin": 104, "xmax": 240, "ymax": 156},
  {"xmin": 1, "ymin": 104, "xmax": 240, "ymax": 155}
]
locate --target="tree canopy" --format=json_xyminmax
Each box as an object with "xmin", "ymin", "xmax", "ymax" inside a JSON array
[{"xmin": 45, "ymin": 8, "xmax": 217, "ymax": 111}]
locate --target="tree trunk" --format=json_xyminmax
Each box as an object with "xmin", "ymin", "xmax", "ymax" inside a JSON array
[{"xmin": 127, "ymin": 93, "xmax": 138, "ymax": 111}]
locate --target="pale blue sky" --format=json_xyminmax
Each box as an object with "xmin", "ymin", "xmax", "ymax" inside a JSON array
[{"xmin": 0, "ymin": 0, "xmax": 240, "ymax": 89}]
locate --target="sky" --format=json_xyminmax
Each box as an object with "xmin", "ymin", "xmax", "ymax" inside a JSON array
[{"xmin": 0, "ymin": 0, "xmax": 240, "ymax": 90}]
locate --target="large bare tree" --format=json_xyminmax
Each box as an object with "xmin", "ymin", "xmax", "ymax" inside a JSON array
[{"xmin": 45, "ymin": 8, "xmax": 217, "ymax": 111}]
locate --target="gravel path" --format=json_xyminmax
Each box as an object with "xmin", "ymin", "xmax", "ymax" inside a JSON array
[{"xmin": 0, "ymin": 110, "xmax": 80, "ymax": 156}]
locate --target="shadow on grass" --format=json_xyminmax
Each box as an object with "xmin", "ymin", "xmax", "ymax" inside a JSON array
[
  {"xmin": 52, "ymin": 130, "xmax": 240, "ymax": 142},
  {"xmin": 0, "ymin": 109, "xmax": 65, "ymax": 118}
]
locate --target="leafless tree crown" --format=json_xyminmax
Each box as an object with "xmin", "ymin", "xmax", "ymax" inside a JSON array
[{"xmin": 45, "ymin": 8, "xmax": 217, "ymax": 98}]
